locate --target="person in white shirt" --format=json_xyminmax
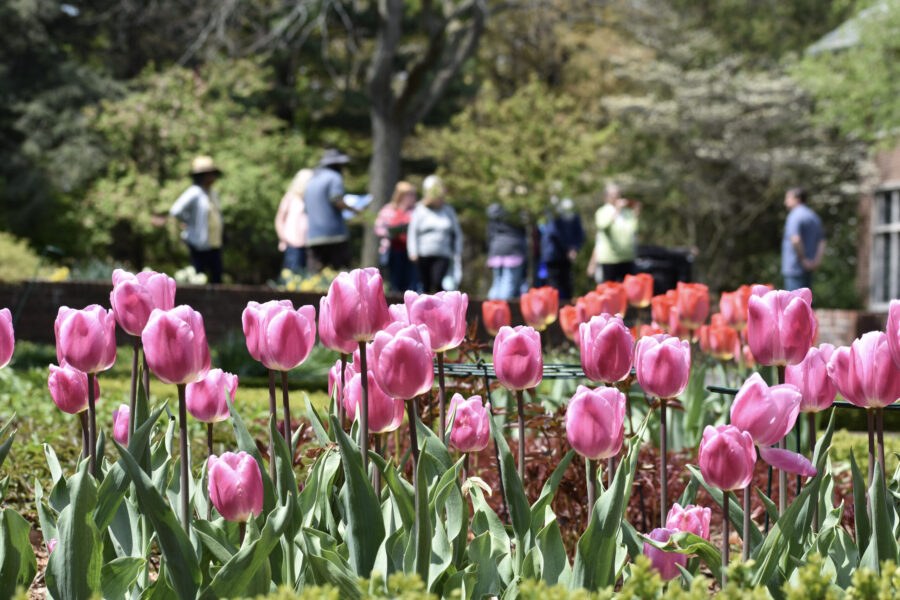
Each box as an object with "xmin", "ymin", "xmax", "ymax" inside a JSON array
[{"xmin": 168, "ymin": 155, "xmax": 225, "ymax": 283}]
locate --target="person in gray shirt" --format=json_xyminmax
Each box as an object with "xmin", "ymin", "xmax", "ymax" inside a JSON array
[
  {"xmin": 304, "ymin": 149, "xmax": 360, "ymax": 271},
  {"xmin": 407, "ymin": 175, "xmax": 463, "ymax": 293}
]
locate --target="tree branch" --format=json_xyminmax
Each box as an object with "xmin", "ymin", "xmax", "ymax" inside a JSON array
[{"xmin": 368, "ymin": 0, "xmax": 405, "ymax": 114}]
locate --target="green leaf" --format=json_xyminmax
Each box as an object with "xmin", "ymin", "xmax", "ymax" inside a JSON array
[
  {"xmin": 0, "ymin": 508, "xmax": 37, "ymax": 597},
  {"xmin": 413, "ymin": 440, "xmax": 432, "ymax": 585},
  {"xmin": 379, "ymin": 460, "xmax": 415, "ymax": 531},
  {"xmin": 754, "ymin": 486, "xmax": 779, "ymax": 525},
  {"xmin": 330, "ymin": 415, "xmax": 385, "ymax": 577},
  {"xmin": 0, "ymin": 416, "xmax": 17, "ymax": 473},
  {"xmin": 662, "ymin": 531, "xmax": 722, "ymax": 583},
  {"xmin": 488, "ymin": 414, "xmax": 531, "ymax": 543},
  {"xmin": 621, "ymin": 520, "xmax": 643, "ymax": 562},
  {"xmin": 861, "ymin": 460, "xmax": 900, "ymax": 571},
  {"xmin": 536, "ymin": 518, "xmax": 570, "ymax": 585},
  {"xmin": 850, "ymin": 449, "xmax": 871, "ymax": 556},
  {"xmin": 269, "ymin": 415, "xmax": 297, "ymax": 505},
  {"xmin": 467, "ymin": 532, "xmax": 500, "ymax": 599},
  {"xmin": 114, "ymin": 441, "xmax": 201, "ymax": 599},
  {"xmin": 530, "ymin": 449, "xmax": 575, "ymax": 533},
  {"xmin": 101, "ymin": 557, "xmax": 146, "ymax": 600},
  {"xmin": 415, "ymin": 415, "xmax": 453, "ymax": 470},
  {"xmin": 686, "ymin": 465, "xmax": 762, "ymax": 548},
  {"xmin": 193, "ymin": 520, "xmax": 239, "ymax": 563},
  {"xmin": 305, "ymin": 392, "xmax": 332, "ymax": 446},
  {"xmin": 676, "ymin": 474, "xmax": 700, "ymax": 507}
]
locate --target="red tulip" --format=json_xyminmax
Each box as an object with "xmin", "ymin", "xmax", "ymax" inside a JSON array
[
  {"xmin": 48, "ymin": 363, "xmax": 100, "ymax": 414},
  {"xmin": 404, "ymin": 291, "xmax": 468, "ymax": 352},
  {"xmin": 706, "ymin": 322, "xmax": 739, "ymax": 361},
  {"xmin": 318, "ymin": 296, "xmax": 357, "ymax": 354},
  {"xmin": 738, "ymin": 343, "xmax": 756, "ymax": 369},
  {"xmin": 596, "ymin": 282, "xmax": 628, "ymax": 316},
  {"xmin": 650, "ymin": 294, "xmax": 675, "ymax": 331},
  {"xmin": 242, "ymin": 300, "xmax": 316, "ymax": 371},
  {"xmin": 578, "ymin": 314, "xmax": 634, "ymax": 384},
  {"xmin": 667, "ymin": 306, "xmax": 692, "ymax": 341},
  {"xmin": 492, "ymin": 326, "xmax": 543, "ymax": 390},
  {"xmin": 186, "ymin": 368, "xmax": 238, "ymax": 423},
  {"xmin": 482, "ymin": 300, "xmax": 511, "ymax": 336},
  {"xmin": 345, "ymin": 371, "xmax": 404, "ymax": 433},
  {"xmin": 55, "ymin": 305, "xmax": 117, "ymax": 374},
  {"xmin": 730, "ymin": 373, "xmax": 801, "ymax": 447},
  {"xmin": 785, "ymin": 344, "xmax": 836, "ymax": 413},
  {"xmin": 565, "ymin": 385, "xmax": 626, "ymax": 460},
  {"xmin": 0, "ymin": 308, "xmax": 13, "ymax": 369},
  {"xmin": 559, "ymin": 305, "xmax": 584, "ymax": 342},
  {"xmin": 719, "ymin": 285, "xmax": 751, "ymax": 331},
  {"xmin": 110, "ymin": 269, "xmax": 176, "ymax": 336},
  {"xmin": 746, "ymin": 287, "xmax": 816, "ymax": 366},
  {"xmin": 372, "ymin": 323, "xmax": 434, "ymax": 399},
  {"xmin": 208, "ymin": 452, "xmax": 264, "ymax": 522},
  {"xmin": 141, "ymin": 306, "xmax": 210, "ymax": 385},
  {"xmin": 676, "ymin": 282, "xmax": 709, "ymax": 330},
  {"xmin": 698, "ymin": 425, "xmax": 756, "ymax": 491},
  {"xmin": 635, "ymin": 334, "xmax": 691, "ymax": 399},
  {"xmin": 666, "ymin": 503, "xmax": 711, "ymax": 540},
  {"xmin": 520, "ymin": 287, "xmax": 559, "ymax": 331},
  {"xmin": 447, "ymin": 394, "xmax": 491, "ymax": 453},
  {"xmin": 643, "ymin": 528, "xmax": 687, "ymax": 581},
  {"xmin": 326, "ymin": 268, "xmax": 391, "ymax": 343},
  {"xmin": 113, "ymin": 404, "xmax": 130, "ymax": 445},
  {"xmin": 827, "ymin": 332, "xmax": 900, "ymax": 409},
  {"xmin": 624, "ymin": 273, "xmax": 654, "ymax": 308}
]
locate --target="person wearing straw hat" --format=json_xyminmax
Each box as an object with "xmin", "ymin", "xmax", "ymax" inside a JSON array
[
  {"xmin": 168, "ymin": 155, "xmax": 225, "ymax": 283},
  {"xmin": 304, "ymin": 148, "xmax": 360, "ymax": 271}
]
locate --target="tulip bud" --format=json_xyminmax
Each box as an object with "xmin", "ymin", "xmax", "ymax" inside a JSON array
[
  {"xmin": 48, "ymin": 363, "xmax": 100, "ymax": 414},
  {"xmin": 0, "ymin": 308, "xmax": 13, "ymax": 369},
  {"xmin": 110, "ymin": 269, "xmax": 176, "ymax": 336},
  {"xmin": 113, "ymin": 404, "xmax": 130, "ymax": 445},
  {"xmin": 635, "ymin": 334, "xmax": 691, "ymax": 399},
  {"xmin": 186, "ymin": 368, "xmax": 238, "ymax": 423},
  {"xmin": 624, "ymin": 273, "xmax": 654, "ymax": 308},
  {"xmin": 785, "ymin": 344, "xmax": 836, "ymax": 413},
  {"xmin": 578, "ymin": 314, "xmax": 634, "ymax": 384},
  {"xmin": 698, "ymin": 425, "xmax": 756, "ymax": 491},
  {"xmin": 730, "ymin": 373, "xmax": 801, "ymax": 447},
  {"xmin": 326, "ymin": 268, "xmax": 391, "ymax": 342},
  {"xmin": 242, "ymin": 300, "xmax": 317, "ymax": 371},
  {"xmin": 520, "ymin": 287, "xmax": 559, "ymax": 331},
  {"xmin": 482, "ymin": 300, "xmax": 511, "ymax": 336},
  {"xmin": 372, "ymin": 323, "xmax": 434, "ymax": 399},
  {"xmin": 55, "ymin": 305, "xmax": 117, "ymax": 374},
  {"xmin": 643, "ymin": 528, "xmax": 687, "ymax": 581},
  {"xmin": 404, "ymin": 291, "xmax": 468, "ymax": 352},
  {"xmin": 208, "ymin": 452, "xmax": 264, "ymax": 522},
  {"xmin": 318, "ymin": 296, "xmax": 357, "ymax": 354},
  {"xmin": 492, "ymin": 326, "xmax": 543, "ymax": 391},
  {"xmin": 565, "ymin": 386, "xmax": 626, "ymax": 460},
  {"xmin": 676, "ymin": 282, "xmax": 709, "ymax": 330},
  {"xmin": 747, "ymin": 287, "xmax": 816, "ymax": 366},
  {"xmin": 47, "ymin": 538, "xmax": 58, "ymax": 554},
  {"xmin": 827, "ymin": 332, "xmax": 900, "ymax": 409},
  {"xmin": 141, "ymin": 306, "xmax": 210, "ymax": 385},
  {"xmin": 666, "ymin": 503, "xmax": 711, "ymax": 540},
  {"xmin": 446, "ymin": 394, "xmax": 491, "ymax": 453}
]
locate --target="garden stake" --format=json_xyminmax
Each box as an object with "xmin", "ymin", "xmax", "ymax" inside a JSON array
[
  {"xmin": 743, "ymin": 486, "xmax": 752, "ymax": 561},
  {"xmin": 80, "ymin": 411, "xmax": 89, "ymax": 460},
  {"xmin": 587, "ymin": 458, "xmax": 597, "ymax": 522},
  {"xmin": 437, "ymin": 351, "xmax": 447, "ymax": 443},
  {"xmin": 777, "ymin": 365, "xmax": 787, "ymax": 515},
  {"xmin": 660, "ymin": 397, "xmax": 667, "ymax": 527},
  {"xmin": 638, "ymin": 481, "xmax": 648, "ymax": 532},
  {"xmin": 358, "ymin": 341, "xmax": 370, "ymax": 480},
  {"xmin": 867, "ymin": 409, "xmax": 875, "ymax": 486},
  {"xmin": 722, "ymin": 492, "xmax": 730, "ymax": 587},
  {"xmin": 268, "ymin": 370, "xmax": 277, "ymax": 482},
  {"xmin": 87, "ymin": 372, "xmax": 97, "ymax": 476},
  {"xmin": 516, "ymin": 389, "xmax": 526, "ymax": 482},
  {"xmin": 480, "ymin": 361, "xmax": 510, "ymax": 524},
  {"xmin": 338, "ymin": 353, "xmax": 347, "ymax": 426},
  {"xmin": 281, "ymin": 370, "xmax": 291, "ymax": 446},
  {"xmin": 177, "ymin": 383, "xmax": 190, "ymax": 532},
  {"xmin": 129, "ymin": 336, "xmax": 140, "ymax": 440}
]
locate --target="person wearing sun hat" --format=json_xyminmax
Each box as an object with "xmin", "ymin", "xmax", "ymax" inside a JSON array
[
  {"xmin": 168, "ymin": 155, "xmax": 225, "ymax": 283},
  {"xmin": 304, "ymin": 148, "xmax": 361, "ymax": 271}
]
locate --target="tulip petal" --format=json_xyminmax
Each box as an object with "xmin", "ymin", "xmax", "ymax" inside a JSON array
[{"xmin": 758, "ymin": 445, "xmax": 817, "ymax": 478}]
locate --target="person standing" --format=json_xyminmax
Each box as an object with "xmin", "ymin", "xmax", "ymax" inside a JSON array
[
  {"xmin": 541, "ymin": 197, "xmax": 584, "ymax": 300},
  {"xmin": 304, "ymin": 149, "xmax": 359, "ymax": 271},
  {"xmin": 407, "ymin": 175, "xmax": 463, "ymax": 293},
  {"xmin": 486, "ymin": 202, "xmax": 527, "ymax": 300},
  {"xmin": 274, "ymin": 168, "xmax": 314, "ymax": 275},
  {"xmin": 782, "ymin": 187, "xmax": 825, "ymax": 291},
  {"xmin": 169, "ymin": 155, "xmax": 225, "ymax": 284},
  {"xmin": 375, "ymin": 181, "xmax": 419, "ymax": 292},
  {"xmin": 587, "ymin": 183, "xmax": 639, "ymax": 283}
]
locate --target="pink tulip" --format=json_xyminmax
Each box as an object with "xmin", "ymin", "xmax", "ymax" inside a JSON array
[
  {"xmin": 785, "ymin": 344, "xmax": 837, "ymax": 413},
  {"xmin": 666, "ymin": 503, "xmax": 711, "ymax": 540},
  {"xmin": 372, "ymin": 323, "xmax": 434, "ymax": 399},
  {"xmin": 730, "ymin": 373, "xmax": 801, "ymax": 447},
  {"xmin": 887, "ymin": 299, "xmax": 900, "ymax": 370},
  {"xmin": 747, "ymin": 287, "xmax": 816, "ymax": 366},
  {"xmin": 446, "ymin": 394, "xmax": 491, "ymax": 453},
  {"xmin": 186, "ymin": 368, "xmax": 238, "ymax": 423},
  {"xmin": 565, "ymin": 385, "xmax": 626, "ymax": 460},
  {"xmin": 389, "ymin": 303, "xmax": 409, "ymax": 325},
  {"xmin": 492, "ymin": 326, "xmax": 543, "ymax": 391},
  {"xmin": 404, "ymin": 291, "xmax": 468, "ymax": 352},
  {"xmin": 110, "ymin": 269, "xmax": 176, "ymax": 336},
  {"xmin": 208, "ymin": 452, "xmax": 264, "ymax": 522},
  {"xmin": 55, "ymin": 305, "xmax": 117, "ymax": 374},
  {"xmin": 635, "ymin": 334, "xmax": 691, "ymax": 399},
  {"xmin": 345, "ymin": 371, "xmax": 404, "ymax": 433},
  {"xmin": 578, "ymin": 314, "xmax": 635, "ymax": 384},
  {"xmin": 698, "ymin": 425, "xmax": 756, "ymax": 491},
  {"xmin": 326, "ymin": 268, "xmax": 391, "ymax": 342},
  {"xmin": 242, "ymin": 300, "xmax": 316, "ymax": 371},
  {"xmin": 141, "ymin": 306, "xmax": 210, "ymax": 385},
  {"xmin": 318, "ymin": 296, "xmax": 357, "ymax": 354},
  {"xmin": 113, "ymin": 404, "xmax": 130, "ymax": 445},
  {"xmin": 827, "ymin": 331, "xmax": 900, "ymax": 409},
  {"xmin": 328, "ymin": 358, "xmax": 345, "ymax": 404},
  {"xmin": 757, "ymin": 445, "xmax": 817, "ymax": 478},
  {"xmin": 0, "ymin": 308, "xmax": 13, "ymax": 369},
  {"xmin": 46, "ymin": 538, "xmax": 58, "ymax": 554},
  {"xmin": 643, "ymin": 528, "xmax": 687, "ymax": 581},
  {"xmin": 48, "ymin": 363, "xmax": 100, "ymax": 414}
]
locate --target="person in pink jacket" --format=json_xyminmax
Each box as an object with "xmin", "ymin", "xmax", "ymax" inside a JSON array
[{"xmin": 275, "ymin": 169, "xmax": 314, "ymax": 275}]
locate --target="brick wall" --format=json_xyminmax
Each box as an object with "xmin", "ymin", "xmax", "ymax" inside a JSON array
[{"xmin": 814, "ymin": 308, "xmax": 886, "ymax": 347}]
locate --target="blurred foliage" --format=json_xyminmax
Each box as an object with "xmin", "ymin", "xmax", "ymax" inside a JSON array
[{"xmin": 0, "ymin": 232, "xmax": 50, "ymax": 282}]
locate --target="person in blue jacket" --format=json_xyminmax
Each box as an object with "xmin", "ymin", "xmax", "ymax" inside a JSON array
[{"xmin": 541, "ymin": 197, "xmax": 584, "ymax": 300}]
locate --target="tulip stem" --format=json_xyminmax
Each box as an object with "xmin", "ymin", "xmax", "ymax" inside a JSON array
[
  {"xmin": 79, "ymin": 410, "xmax": 89, "ymax": 461},
  {"xmin": 177, "ymin": 383, "xmax": 191, "ymax": 532},
  {"xmin": 407, "ymin": 398, "xmax": 420, "ymax": 466},
  {"xmin": 129, "ymin": 336, "xmax": 140, "ymax": 440},
  {"xmin": 359, "ymin": 341, "xmax": 370, "ymax": 481},
  {"xmin": 437, "ymin": 352, "xmax": 447, "ymax": 444},
  {"xmin": 142, "ymin": 351, "xmax": 150, "ymax": 402},
  {"xmin": 281, "ymin": 370, "xmax": 291, "ymax": 449},
  {"xmin": 808, "ymin": 412, "xmax": 818, "ymax": 533},
  {"xmin": 877, "ymin": 407, "xmax": 886, "ymax": 490},
  {"xmin": 776, "ymin": 366, "xmax": 787, "ymax": 515},
  {"xmin": 743, "ymin": 486, "xmax": 752, "ymax": 561},
  {"xmin": 479, "ymin": 367, "xmax": 510, "ymax": 525},
  {"xmin": 206, "ymin": 422, "xmax": 213, "ymax": 521},
  {"xmin": 516, "ymin": 389, "xmax": 526, "ymax": 483},
  {"xmin": 87, "ymin": 372, "xmax": 97, "ymax": 477},
  {"xmin": 239, "ymin": 522, "xmax": 246, "ymax": 546},
  {"xmin": 795, "ymin": 418, "xmax": 802, "ymax": 496},
  {"xmin": 660, "ymin": 397, "xmax": 667, "ymax": 528},
  {"xmin": 268, "ymin": 370, "xmax": 277, "ymax": 483},
  {"xmin": 722, "ymin": 491, "xmax": 730, "ymax": 587},
  {"xmin": 867, "ymin": 409, "xmax": 875, "ymax": 486},
  {"xmin": 338, "ymin": 353, "xmax": 348, "ymax": 427},
  {"xmin": 586, "ymin": 458, "xmax": 597, "ymax": 523},
  {"xmin": 463, "ymin": 453, "xmax": 470, "ymax": 482}
]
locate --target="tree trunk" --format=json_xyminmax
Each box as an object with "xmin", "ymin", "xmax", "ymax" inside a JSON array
[{"xmin": 363, "ymin": 110, "xmax": 404, "ymax": 267}]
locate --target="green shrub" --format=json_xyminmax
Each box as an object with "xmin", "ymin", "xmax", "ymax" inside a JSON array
[{"xmin": 0, "ymin": 232, "xmax": 54, "ymax": 282}]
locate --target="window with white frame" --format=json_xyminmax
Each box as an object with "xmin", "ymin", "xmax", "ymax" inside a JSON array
[{"xmin": 871, "ymin": 187, "xmax": 900, "ymax": 308}]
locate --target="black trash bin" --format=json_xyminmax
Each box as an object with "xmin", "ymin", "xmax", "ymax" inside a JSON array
[{"xmin": 635, "ymin": 244, "xmax": 694, "ymax": 293}]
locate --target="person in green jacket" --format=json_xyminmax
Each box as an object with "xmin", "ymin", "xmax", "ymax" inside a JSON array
[{"xmin": 586, "ymin": 183, "xmax": 639, "ymax": 283}]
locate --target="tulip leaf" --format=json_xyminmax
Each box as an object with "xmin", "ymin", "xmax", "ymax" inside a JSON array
[
  {"xmin": 536, "ymin": 518, "xmax": 570, "ymax": 585},
  {"xmin": 193, "ymin": 520, "xmax": 240, "ymax": 563},
  {"xmin": 469, "ymin": 486, "xmax": 510, "ymax": 558},
  {"xmin": 378, "ymin": 460, "xmax": 415, "ymax": 531},
  {"xmin": 100, "ymin": 557, "xmax": 146, "ymax": 600},
  {"xmin": 621, "ymin": 519, "xmax": 644, "ymax": 562},
  {"xmin": 861, "ymin": 460, "xmax": 900, "ymax": 572},
  {"xmin": 467, "ymin": 532, "xmax": 500, "ymax": 600},
  {"xmin": 0, "ymin": 507, "xmax": 37, "ymax": 597},
  {"xmin": 415, "ymin": 416, "xmax": 453, "ymax": 470},
  {"xmin": 330, "ymin": 415, "xmax": 385, "ymax": 578},
  {"xmin": 428, "ymin": 455, "xmax": 465, "ymax": 515},
  {"xmin": 34, "ymin": 479, "xmax": 58, "ymax": 546},
  {"xmin": 114, "ymin": 441, "xmax": 201, "ymax": 599},
  {"xmin": 652, "ymin": 531, "xmax": 723, "ymax": 584},
  {"xmin": 304, "ymin": 393, "xmax": 332, "ymax": 446},
  {"xmin": 270, "ymin": 415, "xmax": 298, "ymax": 505},
  {"xmin": 305, "ymin": 551, "xmax": 362, "ymax": 600},
  {"xmin": 0, "ymin": 417, "xmax": 16, "ymax": 473},
  {"xmin": 298, "ymin": 449, "xmax": 340, "ymax": 532},
  {"xmin": 755, "ymin": 486, "xmax": 780, "ymax": 525},
  {"xmin": 686, "ymin": 466, "xmax": 763, "ymax": 549},
  {"xmin": 46, "ymin": 463, "xmax": 102, "ymax": 600},
  {"xmin": 849, "ymin": 450, "xmax": 871, "ymax": 556},
  {"xmin": 531, "ymin": 449, "xmax": 575, "ymax": 533},
  {"xmin": 488, "ymin": 414, "xmax": 531, "ymax": 544},
  {"xmin": 413, "ymin": 440, "xmax": 432, "ymax": 585},
  {"xmin": 676, "ymin": 474, "xmax": 700, "ymax": 507}
]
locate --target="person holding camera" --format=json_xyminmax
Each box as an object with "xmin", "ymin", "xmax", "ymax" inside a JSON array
[{"xmin": 587, "ymin": 183, "xmax": 639, "ymax": 283}]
